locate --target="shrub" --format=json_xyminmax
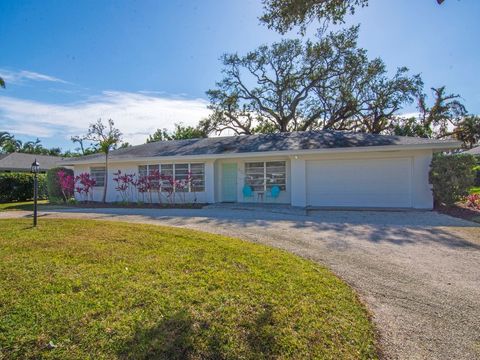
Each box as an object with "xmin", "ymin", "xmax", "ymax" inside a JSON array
[
  {"xmin": 47, "ymin": 167, "xmax": 74, "ymax": 201},
  {"xmin": 429, "ymin": 153, "xmax": 476, "ymax": 206},
  {"xmin": 0, "ymin": 172, "xmax": 47, "ymax": 203}
]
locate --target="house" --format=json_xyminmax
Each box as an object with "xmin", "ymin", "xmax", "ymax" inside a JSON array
[
  {"xmin": 61, "ymin": 130, "xmax": 460, "ymax": 209},
  {"xmin": 0, "ymin": 152, "xmax": 64, "ymax": 173}
]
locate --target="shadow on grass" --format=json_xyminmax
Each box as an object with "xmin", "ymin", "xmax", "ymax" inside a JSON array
[{"xmin": 117, "ymin": 306, "xmax": 281, "ymax": 360}]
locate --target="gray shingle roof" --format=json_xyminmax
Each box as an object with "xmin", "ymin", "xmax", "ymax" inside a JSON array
[
  {"xmin": 465, "ymin": 146, "xmax": 480, "ymax": 155},
  {"xmin": 63, "ymin": 130, "xmax": 460, "ymax": 164},
  {"xmin": 0, "ymin": 153, "xmax": 64, "ymax": 172}
]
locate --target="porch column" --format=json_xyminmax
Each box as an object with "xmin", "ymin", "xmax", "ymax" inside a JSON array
[
  {"xmin": 290, "ymin": 157, "xmax": 307, "ymax": 207},
  {"xmin": 204, "ymin": 161, "xmax": 215, "ymax": 203}
]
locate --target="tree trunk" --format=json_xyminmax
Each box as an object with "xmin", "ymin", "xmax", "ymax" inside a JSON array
[{"xmin": 102, "ymin": 152, "xmax": 108, "ymax": 203}]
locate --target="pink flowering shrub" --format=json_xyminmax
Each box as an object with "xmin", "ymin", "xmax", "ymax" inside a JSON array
[
  {"xmin": 75, "ymin": 172, "xmax": 96, "ymax": 202},
  {"xmin": 466, "ymin": 194, "xmax": 480, "ymax": 210},
  {"xmin": 113, "ymin": 170, "xmax": 136, "ymax": 202},
  {"xmin": 57, "ymin": 170, "xmax": 74, "ymax": 201}
]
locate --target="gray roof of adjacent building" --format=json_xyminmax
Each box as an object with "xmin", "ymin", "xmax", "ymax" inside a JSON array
[
  {"xmin": 0, "ymin": 153, "xmax": 64, "ymax": 172},
  {"xmin": 61, "ymin": 130, "xmax": 461, "ymax": 165}
]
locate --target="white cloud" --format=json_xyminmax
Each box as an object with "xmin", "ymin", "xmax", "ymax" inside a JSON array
[
  {"xmin": 0, "ymin": 91, "xmax": 211, "ymax": 145},
  {"xmin": 0, "ymin": 69, "xmax": 68, "ymax": 84}
]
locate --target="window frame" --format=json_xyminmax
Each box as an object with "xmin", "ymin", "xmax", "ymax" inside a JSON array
[
  {"xmin": 137, "ymin": 163, "xmax": 205, "ymax": 193},
  {"xmin": 90, "ymin": 166, "xmax": 106, "ymax": 187},
  {"xmin": 245, "ymin": 161, "xmax": 286, "ymax": 192}
]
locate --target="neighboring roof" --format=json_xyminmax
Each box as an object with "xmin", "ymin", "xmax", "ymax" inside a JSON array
[
  {"xmin": 0, "ymin": 153, "xmax": 64, "ymax": 172},
  {"xmin": 465, "ymin": 146, "xmax": 480, "ymax": 155},
  {"xmin": 62, "ymin": 130, "xmax": 461, "ymax": 165}
]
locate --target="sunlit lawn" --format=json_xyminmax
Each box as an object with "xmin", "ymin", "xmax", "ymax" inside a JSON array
[
  {"xmin": 0, "ymin": 219, "xmax": 376, "ymax": 359},
  {"xmin": 0, "ymin": 200, "xmax": 49, "ymax": 212}
]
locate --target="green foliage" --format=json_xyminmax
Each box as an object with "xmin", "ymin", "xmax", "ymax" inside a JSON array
[
  {"xmin": 46, "ymin": 167, "xmax": 74, "ymax": 201},
  {"xmin": 260, "ymin": 0, "xmax": 446, "ymax": 34},
  {"xmin": 454, "ymin": 116, "xmax": 480, "ymax": 149},
  {"xmin": 0, "ymin": 132, "xmax": 66, "ymax": 156},
  {"xmin": 0, "ymin": 219, "xmax": 377, "ymax": 359},
  {"xmin": 260, "ymin": 0, "xmax": 368, "ymax": 34},
  {"xmin": 0, "ymin": 76, "xmax": 5, "ymax": 88},
  {"xmin": 0, "ymin": 172, "xmax": 47, "ymax": 203},
  {"xmin": 205, "ymin": 26, "xmax": 421, "ymax": 135},
  {"xmin": 429, "ymin": 153, "xmax": 476, "ymax": 206},
  {"xmin": 146, "ymin": 123, "xmax": 208, "ymax": 143}
]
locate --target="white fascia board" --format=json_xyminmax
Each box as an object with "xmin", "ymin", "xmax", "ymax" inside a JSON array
[{"xmin": 62, "ymin": 141, "xmax": 462, "ymax": 166}]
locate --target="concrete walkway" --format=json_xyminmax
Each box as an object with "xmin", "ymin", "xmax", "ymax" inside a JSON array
[{"xmin": 2, "ymin": 207, "xmax": 479, "ymax": 360}]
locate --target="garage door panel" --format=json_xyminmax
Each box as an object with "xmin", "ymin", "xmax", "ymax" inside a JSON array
[{"xmin": 306, "ymin": 158, "xmax": 413, "ymax": 208}]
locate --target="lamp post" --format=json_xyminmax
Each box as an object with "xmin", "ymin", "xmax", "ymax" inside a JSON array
[{"xmin": 31, "ymin": 159, "xmax": 40, "ymax": 227}]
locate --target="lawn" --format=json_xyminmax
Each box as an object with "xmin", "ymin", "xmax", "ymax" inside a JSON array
[
  {"xmin": 0, "ymin": 200, "xmax": 49, "ymax": 212},
  {"xmin": 0, "ymin": 219, "xmax": 376, "ymax": 360},
  {"xmin": 471, "ymin": 186, "xmax": 480, "ymax": 194}
]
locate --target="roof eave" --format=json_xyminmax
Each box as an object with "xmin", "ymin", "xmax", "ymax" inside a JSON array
[{"xmin": 60, "ymin": 141, "xmax": 461, "ymax": 166}]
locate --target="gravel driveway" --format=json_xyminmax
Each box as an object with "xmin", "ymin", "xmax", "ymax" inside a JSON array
[{"xmin": 2, "ymin": 207, "xmax": 479, "ymax": 360}]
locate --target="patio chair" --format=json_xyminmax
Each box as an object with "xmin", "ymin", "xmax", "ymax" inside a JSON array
[
  {"xmin": 242, "ymin": 185, "xmax": 254, "ymax": 201},
  {"xmin": 267, "ymin": 185, "xmax": 281, "ymax": 202}
]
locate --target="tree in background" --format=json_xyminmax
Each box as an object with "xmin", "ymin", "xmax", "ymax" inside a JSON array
[
  {"xmin": 453, "ymin": 116, "xmax": 480, "ymax": 149},
  {"xmin": 146, "ymin": 123, "xmax": 208, "ymax": 143},
  {"xmin": 390, "ymin": 86, "xmax": 477, "ymax": 146},
  {"xmin": 0, "ymin": 132, "xmax": 64, "ymax": 156},
  {"xmin": 260, "ymin": 0, "xmax": 446, "ymax": 34},
  {"xmin": 75, "ymin": 119, "xmax": 122, "ymax": 203},
  {"xmin": 71, "ymin": 135, "xmax": 99, "ymax": 155},
  {"xmin": 0, "ymin": 77, "xmax": 5, "ymax": 88},
  {"xmin": 203, "ymin": 26, "xmax": 421, "ymax": 135}
]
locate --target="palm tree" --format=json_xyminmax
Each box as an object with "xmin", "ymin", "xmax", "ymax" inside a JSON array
[{"xmin": 0, "ymin": 77, "xmax": 5, "ymax": 88}]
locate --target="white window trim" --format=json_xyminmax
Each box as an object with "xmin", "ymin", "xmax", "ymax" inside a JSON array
[
  {"xmin": 245, "ymin": 161, "xmax": 286, "ymax": 192},
  {"xmin": 138, "ymin": 163, "xmax": 205, "ymax": 193}
]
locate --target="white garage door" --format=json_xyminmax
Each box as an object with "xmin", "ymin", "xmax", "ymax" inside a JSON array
[{"xmin": 306, "ymin": 158, "xmax": 413, "ymax": 208}]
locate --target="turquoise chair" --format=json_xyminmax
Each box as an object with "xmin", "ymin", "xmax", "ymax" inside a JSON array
[
  {"xmin": 242, "ymin": 185, "xmax": 254, "ymax": 201},
  {"xmin": 268, "ymin": 185, "xmax": 281, "ymax": 202}
]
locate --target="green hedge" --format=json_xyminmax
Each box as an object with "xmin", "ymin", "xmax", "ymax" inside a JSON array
[
  {"xmin": 429, "ymin": 153, "xmax": 476, "ymax": 206},
  {"xmin": 46, "ymin": 167, "xmax": 74, "ymax": 202},
  {"xmin": 0, "ymin": 172, "xmax": 47, "ymax": 203}
]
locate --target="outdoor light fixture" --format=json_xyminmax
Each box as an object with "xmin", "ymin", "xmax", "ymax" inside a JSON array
[{"xmin": 30, "ymin": 159, "xmax": 40, "ymax": 227}]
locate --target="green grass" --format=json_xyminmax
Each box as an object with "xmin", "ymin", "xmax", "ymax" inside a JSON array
[
  {"xmin": 471, "ymin": 186, "xmax": 480, "ymax": 194},
  {"xmin": 0, "ymin": 200, "xmax": 49, "ymax": 212},
  {"xmin": 0, "ymin": 219, "xmax": 376, "ymax": 360}
]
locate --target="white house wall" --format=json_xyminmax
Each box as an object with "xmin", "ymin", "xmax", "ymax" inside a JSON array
[
  {"xmin": 72, "ymin": 148, "xmax": 434, "ymax": 209},
  {"xmin": 73, "ymin": 160, "xmax": 214, "ymax": 204}
]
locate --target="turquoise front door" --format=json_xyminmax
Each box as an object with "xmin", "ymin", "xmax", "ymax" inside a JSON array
[{"xmin": 222, "ymin": 163, "xmax": 237, "ymax": 202}]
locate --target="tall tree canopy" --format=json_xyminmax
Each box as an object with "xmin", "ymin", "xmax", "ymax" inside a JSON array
[
  {"xmin": 203, "ymin": 27, "xmax": 421, "ymax": 135},
  {"xmin": 0, "ymin": 77, "xmax": 5, "ymax": 88},
  {"xmin": 146, "ymin": 123, "xmax": 208, "ymax": 143},
  {"xmin": 261, "ymin": 0, "xmax": 447, "ymax": 34}
]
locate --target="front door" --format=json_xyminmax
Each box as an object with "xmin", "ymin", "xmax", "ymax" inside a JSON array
[{"xmin": 222, "ymin": 163, "xmax": 237, "ymax": 202}]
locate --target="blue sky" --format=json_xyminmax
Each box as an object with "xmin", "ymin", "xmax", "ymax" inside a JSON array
[{"xmin": 1, "ymin": 0, "xmax": 479, "ymax": 150}]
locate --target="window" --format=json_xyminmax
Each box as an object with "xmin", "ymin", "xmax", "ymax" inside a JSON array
[
  {"xmin": 245, "ymin": 161, "xmax": 286, "ymax": 191},
  {"xmin": 190, "ymin": 163, "xmax": 205, "ymax": 192},
  {"xmin": 160, "ymin": 164, "xmax": 174, "ymax": 190},
  {"xmin": 245, "ymin": 162, "xmax": 265, "ymax": 191},
  {"xmin": 266, "ymin": 161, "xmax": 286, "ymax": 190},
  {"xmin": 90, "ymin": 167, "xmax": 106, "ymax": 187},
  {"xmin": 174, "ymin": 163, "xmax": 189, "ymax": 192},
  {"xmin": 137, "ymin": 163, "xmax": 205, "ymax": 192}
]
